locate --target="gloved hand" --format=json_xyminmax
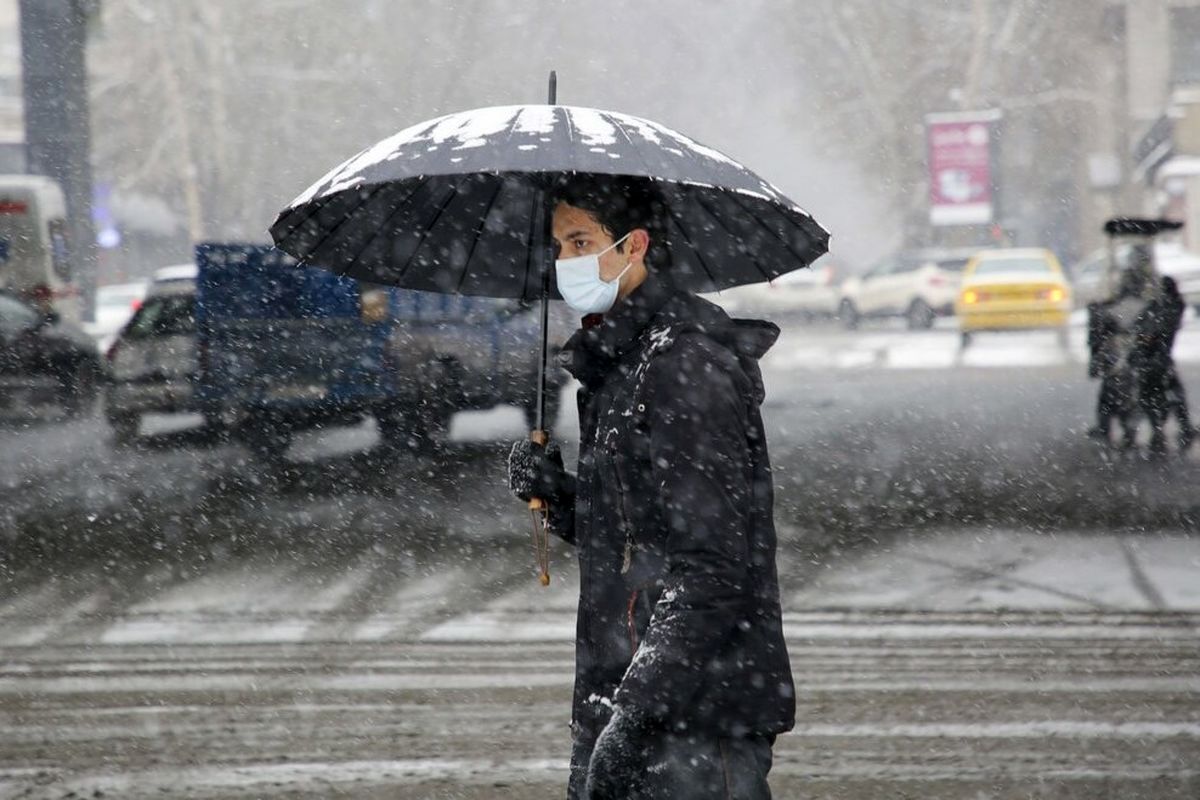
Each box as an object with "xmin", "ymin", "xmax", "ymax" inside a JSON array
[
  {"xmin": 507, "ymin": 438, "xmax": 573, "ymax": 505},
  {"xmin": 584, "ymin": 707, "xmax": 652, "ymax": 800}
]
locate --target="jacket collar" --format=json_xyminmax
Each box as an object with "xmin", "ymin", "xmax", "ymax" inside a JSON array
[{"xmin": 562, "ymin": 275, "xmax": 677, "ymax": 389}]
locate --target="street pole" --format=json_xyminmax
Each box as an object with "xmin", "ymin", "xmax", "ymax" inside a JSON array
[{"xmin": 19, "ymin": 0, "xmax": 99, "ymax": 322}]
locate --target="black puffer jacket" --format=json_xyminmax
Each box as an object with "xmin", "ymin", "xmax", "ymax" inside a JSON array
[{"xmin": 549, "ymin": 276, "xmax": 795, "ymax": 745}]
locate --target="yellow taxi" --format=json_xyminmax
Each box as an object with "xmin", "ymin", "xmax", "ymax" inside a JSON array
[{"xmin": 955, "ymin": 248, "xmax": 1072, "ymax": 347}]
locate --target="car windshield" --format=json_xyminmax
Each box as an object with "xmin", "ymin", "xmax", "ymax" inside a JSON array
[
  {"xmin": 971, "ymin": 257, "xmax": 1054, "ymax": 277},
  {"xmin": 934, "ymin": 258, "xmax": 970, "ymax": 272},
  {"xmin": 124, "ymin": 295, "xmax": 195, "ymax": 339}
]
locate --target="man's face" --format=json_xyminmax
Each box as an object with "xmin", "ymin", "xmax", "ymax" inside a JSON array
[{"xmin": 552, "ymin": 202, "xmax": 632, "ymax": 283}]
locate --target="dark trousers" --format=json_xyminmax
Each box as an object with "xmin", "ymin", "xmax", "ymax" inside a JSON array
[
  {"xmin": 569, "ymin": 729, "xmax": 775, "ymax": 800},
  {"xmin": 1096, "ymin": 369, "xmax": 1136, "ymax": 443},
  {"xmin": 1166, "ymin": 365, "xmax": 1191, "ymax": 430}
]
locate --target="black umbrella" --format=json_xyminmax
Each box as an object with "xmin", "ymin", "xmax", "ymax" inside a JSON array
[{"xmin": 270, "ymin": 75, "xmax": 828, "ymax": 581}]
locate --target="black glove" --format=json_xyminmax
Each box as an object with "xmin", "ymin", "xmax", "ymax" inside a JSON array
[
  {"xmin": 584, "ymin": 707, "xmax": 653, "ymax": 800},
  {"xmin": 507, "ymin": 438, "xmax": 573, "ymax": 504}
]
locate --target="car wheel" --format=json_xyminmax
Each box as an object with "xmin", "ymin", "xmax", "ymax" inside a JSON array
[
  {"xmin": 107, "ymin": 413, "xmax": 139, "ymax": 446},
  {"xmin": 61, "ymin": 360, "xmax": 100, "ymax": 418},
  {"xmin": 838, "ymin": 299, "xmax": 860, "ymax": 330},
  {"xmin": 906, "ymin": 299, "xmax": 935, "ymax": 330}
]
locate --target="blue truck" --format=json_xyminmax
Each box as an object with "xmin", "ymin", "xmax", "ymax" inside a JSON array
[{"xmin": 194, "ymin": 242, "xmax": 569, "ymax": 462}]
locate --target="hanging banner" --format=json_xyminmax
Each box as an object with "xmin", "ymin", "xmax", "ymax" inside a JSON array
[{"xmin": 927, "ymin": 110, "xmax": 1001, "ymax": 226}]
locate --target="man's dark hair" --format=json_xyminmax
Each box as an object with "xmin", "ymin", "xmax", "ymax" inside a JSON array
[{"xmin": 550, "ymin": 174, "xmax": 672, "ymax": 274}]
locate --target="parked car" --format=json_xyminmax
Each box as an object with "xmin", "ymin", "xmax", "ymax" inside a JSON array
[
  {"xmin": 955, "ymin": 248, "xmax": 1072, "ymax": 348},
  {"xmin": 103, "ymin": 271, "xmax": 201, "ymax": 444},
  {"xmin": 1068, "ymin": 247, "xmax": 1114, "ymax": 308},
  {"xmin": 714, "ymin": 263, "xmax": 840, "ymax": 319},
  {"xmin": 83, "ymin": 280, "xmax": 149, "ymax": 354},
  {"xmin": 0, "ymin": 289, "xmax": 102, "ymax": 417},
  {"xmin": 838, "ymin": 247, "xmax": 977, "ymax": 329}
]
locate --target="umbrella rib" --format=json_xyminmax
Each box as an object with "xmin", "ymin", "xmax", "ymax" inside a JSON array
[
  {"xmin": 455, "ymin": 176, "xmax": 508, "ymax": 294},
  {"xmin": 393, "ymin": 175, "xmax": 463, "ymax": 283},
  {"xmin": 721, "ymin": 189, "xmax": 829, "ymax": 269},
  {"xmin": 605, "ymin": 116, "xmax": 724, "ymax": 292},
  {"xmin": 661, "ymin": 187, "xmax": 725, "ymax": 291},
  {"xmin": 296, "ymin": 182, "xmax": 393, "ymax": 267},
  {"xmin": 272, "ymin": 196, "xmax": 333, "ymax": 251},
  {"xmin": 696, "ymin": 188, "xmax": 796, "ymax": 284},
  {"xmin": 521, "ymin": 174, "xmax": 545, "ymax": 301},
  {"xmin": 687, "ymin": 185, "xmax": 779, "ymax": 286},
  {"xmin": 335, "ymin": 177, "xmax": 433, "ymax": 279}
]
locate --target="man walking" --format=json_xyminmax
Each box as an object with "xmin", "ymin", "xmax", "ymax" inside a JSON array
[{"xmin": 508, "ymin": 175, "xmax": 794, "ymax": 799}]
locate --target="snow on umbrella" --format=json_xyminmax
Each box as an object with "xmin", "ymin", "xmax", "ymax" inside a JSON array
[{"xmin": 270, "ymin": 104, "xmax": 828, "ymax": 298}]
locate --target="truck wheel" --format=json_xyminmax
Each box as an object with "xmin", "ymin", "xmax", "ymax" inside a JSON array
[
  {"xmin": 202, "ymin": 412, "xmax": 228, "ymax": 442},
  {"xmin": 906, "ymin": 299, "xmax": 935, "ymax": 330},
  {"xmin": 838, "ymin": 299, "xmax": 859, "ymax": 330},
  {"xmin": 377, "ymin": 404, "xmax": 418, "ymax": 452},
  {"xmin": 108, "ymin": 413, "xmax": 139, "ymax": 446},
  {"xmin": 525, "ymin": 388, "xmax": 561, "ymax": 434},
  {"xmin": 243, "ymin": 421, "xmax": 290, "ymax": 466},
  {"xmin": 378, "ymin": 402, "xmax": 449, "ymax": 454}
]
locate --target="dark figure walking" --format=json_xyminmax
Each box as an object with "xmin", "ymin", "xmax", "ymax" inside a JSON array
[
  {"xmin": 1088, "ymin": 268, "xmax": 1151, "ymax": 447},
  {"xmin": 508, "ymin": 176, "xmax": 793, "ymax": 799},
  {"xmin": 1133, "ymin": 275, "xmax": 1193, "ymax": 454}
]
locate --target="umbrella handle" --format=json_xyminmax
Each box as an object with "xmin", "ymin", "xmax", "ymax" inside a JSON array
[
  {"xmin": 528, "ymin": 428, "xmax": 551, "ymax": 586},
  {"xmin": 527, "ymin": 427, "xmax": 549, "ymax": 521}
]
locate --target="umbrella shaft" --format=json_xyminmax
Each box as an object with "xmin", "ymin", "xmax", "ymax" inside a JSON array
[{"xmin": 534, "ymin": 188, "xmax": 553, "ymax": 432}]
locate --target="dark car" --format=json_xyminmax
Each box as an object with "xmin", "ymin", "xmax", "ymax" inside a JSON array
[
  {"xmin": 104, "ymin": 277, "xmax": 202, "ymax": 444},
  {"xmin": 0, "ymin": 289, "xmax": 103, "ymax": 417}
]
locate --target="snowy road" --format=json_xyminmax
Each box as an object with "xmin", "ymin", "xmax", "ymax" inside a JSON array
[{"xmin": 2, "ymin": 321, "xmax": 1199, "ymax": 798}]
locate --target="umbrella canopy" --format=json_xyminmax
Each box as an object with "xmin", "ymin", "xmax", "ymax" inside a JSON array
[{"xmin": 270, "ymin": 104, "xmax": 828, "ymax": 299}]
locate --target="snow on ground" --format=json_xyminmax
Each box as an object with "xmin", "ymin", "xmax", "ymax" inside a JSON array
[{"xmin": 766, "ymin": 319, "xmax": 1200, "ymax": 372}]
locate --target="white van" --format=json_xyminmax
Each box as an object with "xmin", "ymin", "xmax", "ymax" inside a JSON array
[{"xmin": 0, "ymin": 175, "xmax": 75, "ymax": 321}]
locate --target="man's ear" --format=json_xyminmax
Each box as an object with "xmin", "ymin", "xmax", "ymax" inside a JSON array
[{"xmin": 628, "ymin": 228, "xmax": 650, "ymax": 262}]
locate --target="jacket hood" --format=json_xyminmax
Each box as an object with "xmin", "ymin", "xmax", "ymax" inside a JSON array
[{"xmin": 674, "ymin": 294, "xmax": 778, "ymax": 406}]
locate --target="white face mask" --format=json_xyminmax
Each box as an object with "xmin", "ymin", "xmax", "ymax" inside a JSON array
[{"xmin": 555, "ymin": 232, "xmax": 634, "ymax": 315}]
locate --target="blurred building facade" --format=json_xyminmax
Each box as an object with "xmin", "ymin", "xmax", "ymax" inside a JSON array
[
  {"xmin": 0, "ymin": 0, "xmax": 24, "ymax": 172},
  {"xmin": 1120, "ymin": 0, "xmax": 1200, "ymax": 252}
]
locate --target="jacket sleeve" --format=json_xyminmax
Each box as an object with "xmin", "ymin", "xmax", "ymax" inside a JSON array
[{"xmin": 614, "ymin": 344, "xmax": 753, "ymax": 721}]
